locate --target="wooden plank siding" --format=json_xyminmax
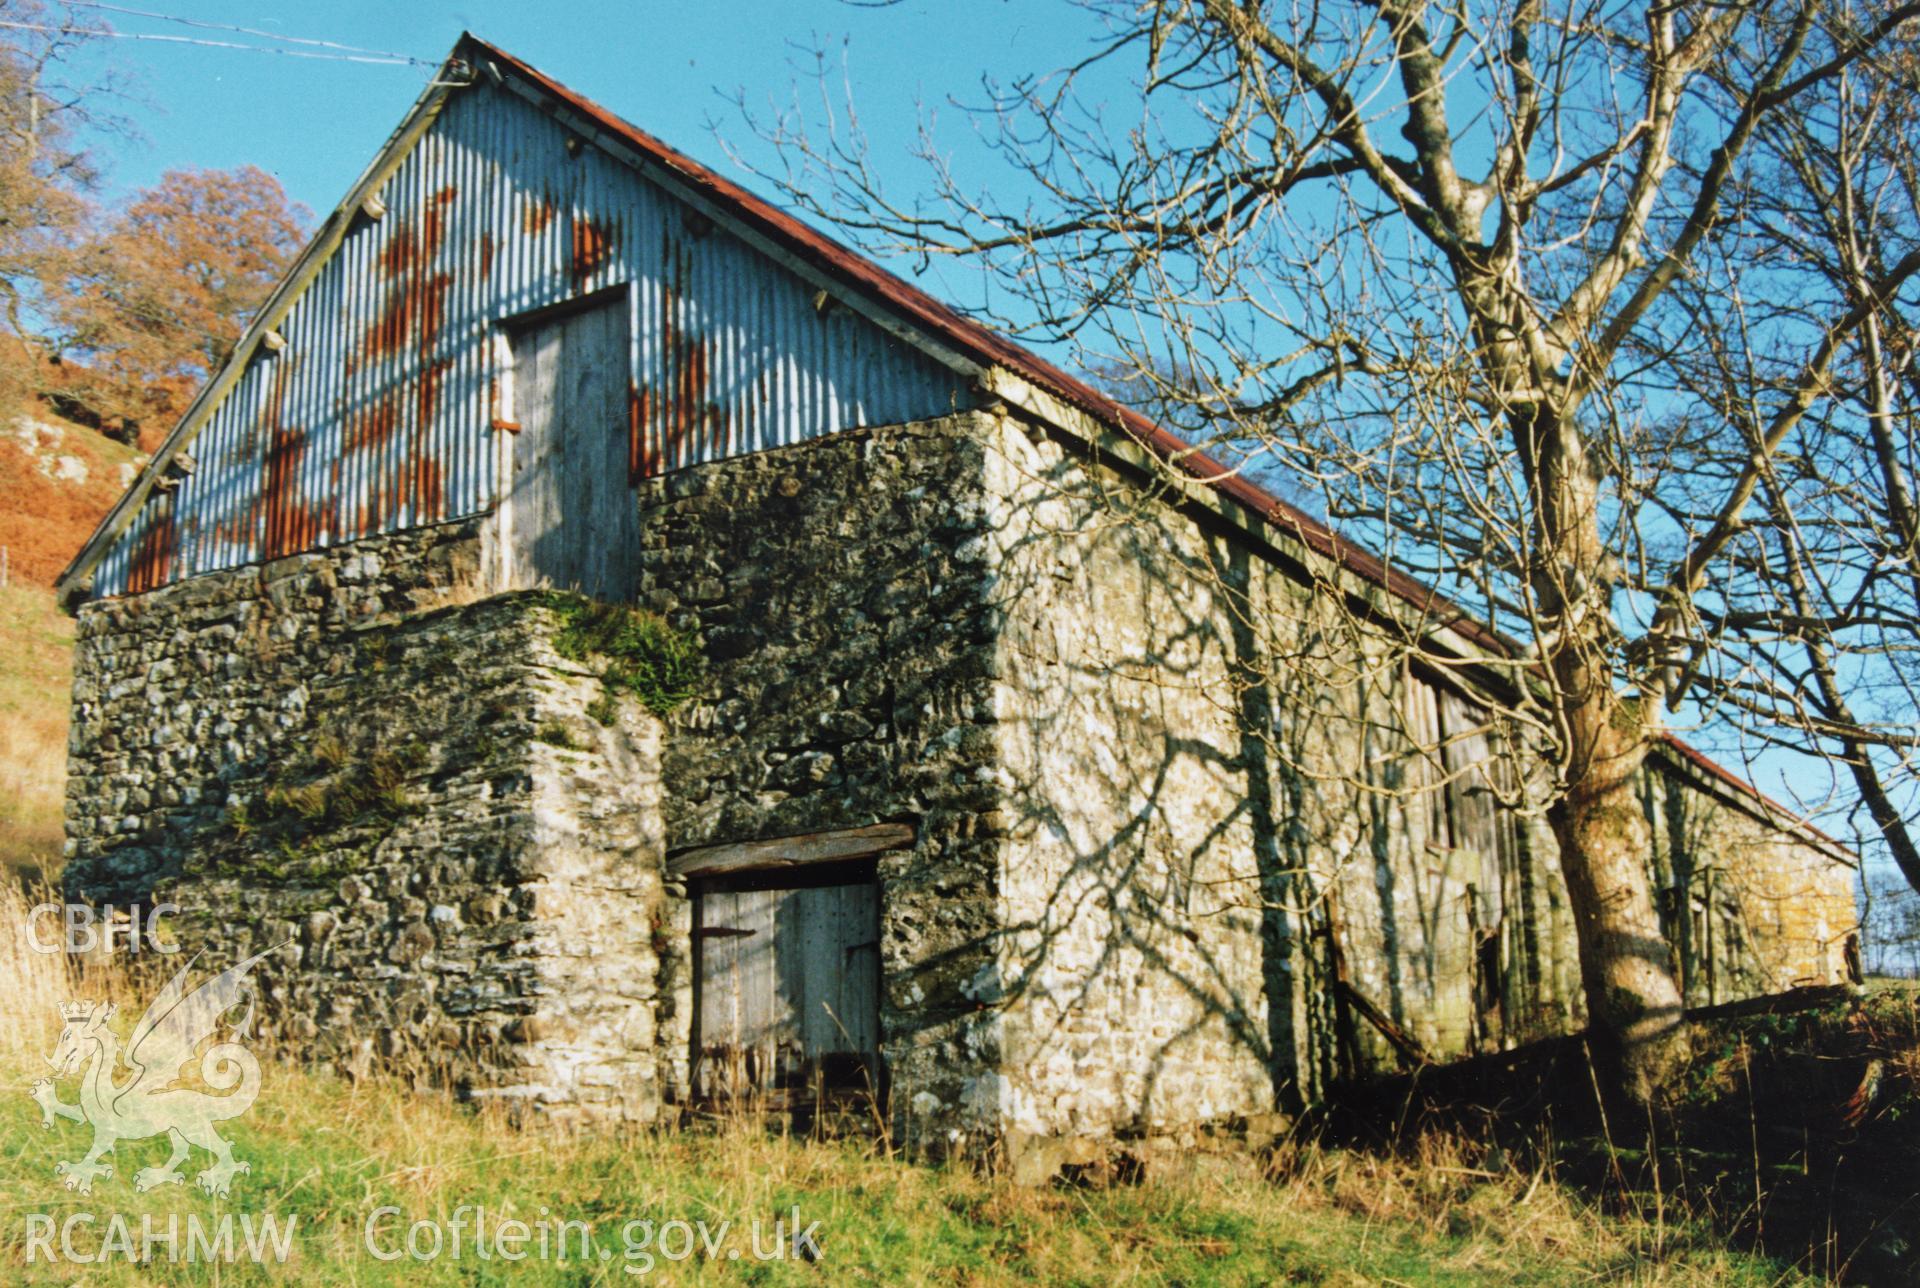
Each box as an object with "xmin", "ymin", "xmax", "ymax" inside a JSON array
[
  {"xmin": 669, "ymin": 823, "xmax": 914, "ymax": 880},
  {"xmin": 1395, "ymin": 667, "xmax": 1539, "ymax": 1054}
]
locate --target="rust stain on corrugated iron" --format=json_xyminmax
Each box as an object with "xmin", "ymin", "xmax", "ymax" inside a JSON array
[
  {"xmin": 358, "ymin": 480, "xmax": 385, "ymax": 537},
  {"xmin": 570, "ymin": 216, "xmax": 615, "ymax": 289},
  {"xmin": 351, "ymin": 185, "xmax": 460, "ymax": 539},
  {"xmin": 478, "ymin": 233, "xmax": 496, "ymax": 282},
  {"xmin": 263, "ymin": 425, "xmax": 319, "ymax": 559},
  {"xmin": 367, "ymin": 201, "xmax": 455, "ymax": 361},
  {"xmin": 415, "ymin": 357, "xmax": 452, "ymax": 441},
  {"xmin": 634, "ymin": 248, "xmax": 730, "ymax": 474},
  {"xmin": 680, "ymin": 337, "xmax": 711, "ymax": 455},
  {"xmin": 523, "ymin": 194, "xmax": 555, "ymax": 235},
  {"xmin": 360, "ymin": 457, "xmax": 410, "ymax": 537},
  {"xmin": 416, "ymin": 274, "xmax": 451, "ymax": 360},
  {"xmin": 365, "ymin": 271, "xmax": 453, "ymax": 361},
  {"xmin": 126, "ymin": 508, "xmax": 176, "ymax": 595},
  {"xmin": 417, "ymin": 455, "xmax": 445, "ymax": 521},
  {"xmin": 260, "ymin": 357, "xmax": 329, "ymax": 561},
  {"xmin": 379, "ymin": 220, "xmax": 414, "ymax": 278},
  {"xmin": 365, "ymin": 278, "xmax": 414, "ymax": 358},
  {"xmin": 633, "ymin": 382, "xmax": 655, "ymax": 479},
  {"xmin": 349, "ymin": 396, "xmax": 452, "ymax": 538},
  {"xmin": 347, "ymin": 393, "xmax": 400, "ymax": 453},
  {"xmin": 422, "ymin": 186, "xmax": 456, "ymax": 261},
  {"xmin": 381, "ymin": 189, "xmax": 457, "ymax": 278},
  {"xmin": 627, "ymin": 380, "xmax": 644, "ymax": 483}
]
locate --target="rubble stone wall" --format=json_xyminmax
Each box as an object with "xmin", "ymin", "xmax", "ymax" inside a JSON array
[
  {"xmin": 65, "ymin": 520, "xmax": 668, "ymax": 1123},
  {"xmin": 631, "ymin": 410, "xmax": 1009, "ymax": 1153}
]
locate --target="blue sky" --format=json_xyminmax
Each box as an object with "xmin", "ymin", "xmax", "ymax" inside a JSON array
[{"xmin": 69, "ymin": 1, "xmax": 1062, "ymax": 231}]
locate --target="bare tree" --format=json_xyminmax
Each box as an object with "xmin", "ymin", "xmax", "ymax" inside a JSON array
[
  {"xmin": 738, "ymin": 0, "xmax": 1920, "ymax": 1103},
  {"xmin": 1655, "ymin": 38, "xmax": 1920, "ymax": 898}
]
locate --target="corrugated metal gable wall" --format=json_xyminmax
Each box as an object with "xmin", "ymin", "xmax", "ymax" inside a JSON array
[{"xmin": 95, "ymin": 80, "xmax": 978, "ymax": 597}]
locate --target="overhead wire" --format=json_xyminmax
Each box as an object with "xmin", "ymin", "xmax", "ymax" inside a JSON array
[
  {"xmin": 0, "ymin": 19, "xmax": 431, "ymax": 67},
  {"xmin": 54, "ymin": 1, "xmax": 432, "ymax": 66}
]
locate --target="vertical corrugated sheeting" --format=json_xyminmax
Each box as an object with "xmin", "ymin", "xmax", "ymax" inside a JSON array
[{"xmin": 93, "ymin": 79, "xmax": 977, "ymax": 597}]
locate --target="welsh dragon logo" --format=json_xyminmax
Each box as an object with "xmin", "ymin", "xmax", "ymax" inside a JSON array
[{"xmin": 29, "ymin": 948, "xmax": 276, "ymax": 1197}]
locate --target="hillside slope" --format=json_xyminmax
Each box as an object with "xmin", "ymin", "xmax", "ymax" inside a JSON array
[{"xmin": 0, "ymin": 409, "xmax": 144, "ymax": 880}]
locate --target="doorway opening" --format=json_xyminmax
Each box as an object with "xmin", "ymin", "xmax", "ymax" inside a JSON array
[
  {"xmin": 690, "ymin": 858, "xmax": 884, "ymax": 1127},
  {"xmin": 494, "ymin": 286, "xmax": 639, "ymax": 599}
]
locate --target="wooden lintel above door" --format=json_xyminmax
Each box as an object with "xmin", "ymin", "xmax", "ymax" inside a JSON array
[{"xmin": 669, "ymin": 822, "xmax": 915, "ymax": 881}]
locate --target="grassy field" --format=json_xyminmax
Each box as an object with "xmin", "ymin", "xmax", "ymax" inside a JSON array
[
  {"xmin": 0, "ymin": 883, "xmax": 1819, "ymax": 1287},
  {"xmin": 0, "ymin": 1070, "xmax": 1809, "ymax": 1285}
]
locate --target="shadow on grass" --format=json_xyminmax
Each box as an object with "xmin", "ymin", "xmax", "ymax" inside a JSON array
[{"xmin": 1312, "ymin": 985, "xmax": 1920, "ymax": 1286}]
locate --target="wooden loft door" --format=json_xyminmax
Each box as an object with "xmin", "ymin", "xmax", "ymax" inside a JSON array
[{"xmin": 502, "ymin": 290, "xmax": 639, "ymax": 599}]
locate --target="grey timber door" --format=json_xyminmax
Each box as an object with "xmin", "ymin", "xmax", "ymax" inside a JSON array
[
  {"xmin": 692, "ymin": 863, "xmax": 882, "ymax": 1106},
  {"xmin": 505, "ymin": 292, "xmax": 639, "ymax": 598}
]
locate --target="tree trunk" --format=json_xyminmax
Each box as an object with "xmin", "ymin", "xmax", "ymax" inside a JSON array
[
  {"xmin": 1490, "ymin": 367, "xmax": 1690, "ymax": 1108},
  {"xmin": 1547, "ymin": 662, "xmax": 1688, "ymax": 1106}
]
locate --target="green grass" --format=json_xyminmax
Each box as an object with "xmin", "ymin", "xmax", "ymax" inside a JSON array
[
  {"xmin": 0, "ymin": 1048, "xmax": 1810, "ymax": 1285},
  {"xmin": 533, "ymin": 721, "xmax": 583, "ymax": 750}
]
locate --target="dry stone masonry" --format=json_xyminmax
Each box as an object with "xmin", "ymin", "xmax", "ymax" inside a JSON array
[
  {"xmin": 64, "ymin": 407, "xmax": 1858, "ymax": 1174},
  {"xmin": 65, "ymin": 520, "xmax": 668, "ymax": 1124}
]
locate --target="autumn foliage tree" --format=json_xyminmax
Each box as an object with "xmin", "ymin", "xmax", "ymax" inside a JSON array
[
  {"xmin": 0, "ymin": 1, "xmax": 108, "ymax": 416},
  {"xmin": 0, "ymin": 5, "xmax": 307, "ymax": 444},
  {"xmin": 47, "ymin": 166, "xmax": 308, "ymax": 440}
]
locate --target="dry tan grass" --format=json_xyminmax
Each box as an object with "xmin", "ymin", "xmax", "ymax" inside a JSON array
[
  {"xmin": 1340, "ymin": 1137, "xmax": 1691, "ymax": 1275},
  {"xmin": 0, "ymin": 979, "xmax": 1811, "ymax": 1285},
  {"xmin": 0, "ymin": 880, "xmax": 148, "ymax": 1062},
  {"xmin": 0, "ymin": 583, "xmax": 73, "ymax": 882},
  {"xmin": 0, "ymin": 880, "xmax": 75, "ymax": 1053},
  {"xmin": 0, "ymin": 714, "xmax": 65, "ymax": 874}
]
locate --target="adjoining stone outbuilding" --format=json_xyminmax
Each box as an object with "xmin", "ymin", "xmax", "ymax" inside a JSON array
[{"xmin": 56, "ymin": 37, "xmax": 1858, "ymax": 1170}]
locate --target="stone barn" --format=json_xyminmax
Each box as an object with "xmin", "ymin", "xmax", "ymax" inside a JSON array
[{"xmin": 56, "ymin": 36, "xmax": 1858, "ymax": 1171}]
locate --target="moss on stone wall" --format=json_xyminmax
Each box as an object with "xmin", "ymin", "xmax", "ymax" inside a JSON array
[
  {"xmin": 542, "ymin": 592, "xmax": 699, "ymax": 720},
  {"xmin": 206, "ymin": 734, "xmax": 431, "ymax": 880}
]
